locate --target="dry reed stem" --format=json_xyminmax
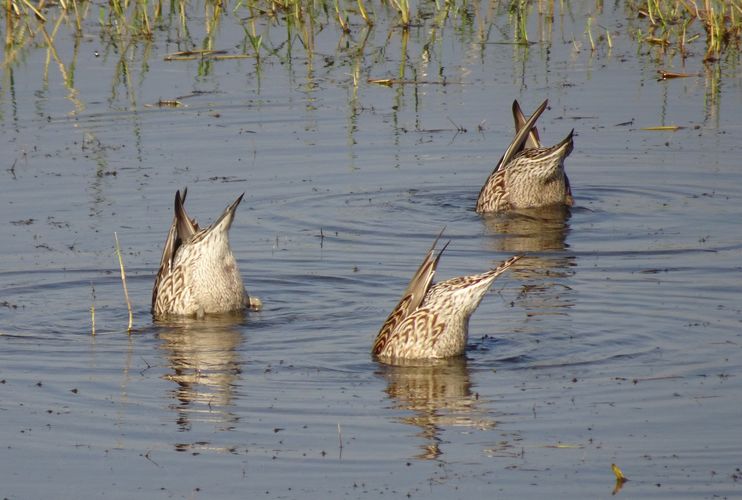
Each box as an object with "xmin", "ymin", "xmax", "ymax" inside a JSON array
[
  {"xmin": 357, "ymin": 0, "xmax": 372, "ymax": 25},
  {"xmin": 657, "ymin": 68, "xmax": 698, "ymax": 78},
  {"xmin": 20, "ymin": 0, "xmax": 45, "ymax": 21},
  {"xmin": 114, "ymin": 232, "xmax": 133, "ymax": 333},
  {"xmin": 641, "ymin": 124, "xmax": 683, "ymax": 131},
  {"xmin": 367, "ymin": 77, "xmax": 455, "ymax": 85}
]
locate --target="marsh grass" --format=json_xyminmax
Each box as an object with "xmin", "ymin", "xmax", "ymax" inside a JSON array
[
  {"xmin": 3, "ymin": 0, "xmax": 739, "ymax": 67},
  {"xmin": 509, "ymin": 0, "xmax": 529, "ymax": 43},
  {"xmin": 389, "ymin": 0, "xmax": 410, "ymax": 27},
  {"xmin": 1, "ymin": 0, "xmax": 739, "ymax": 119},
  {"xmin": 629, "ymin": 0, "xmax": 742, "ymax": 61},
  {"xmin": 357, "ymin": 0, "xmax": 373, "ymax": 25}
]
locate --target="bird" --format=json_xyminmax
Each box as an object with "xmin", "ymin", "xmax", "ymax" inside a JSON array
[
  {"xmin": 476, "ymin": 99, "xmax": 574, "ymax": 213},
  {"xmin": 152, "ymin": 189, "xmax": 261, "ymax": 318},
  {"xmin": 372, "ymin": 232, "xmax": 521, "ymax": 362}
]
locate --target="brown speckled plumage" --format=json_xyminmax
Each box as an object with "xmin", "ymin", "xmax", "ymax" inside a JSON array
[
  {"xmin": 152, "ymin": 189, "xmax": 255, "ymax": 318},
  {"xmin": 373, "ymin": 234, "xmax": 521, "ymax": 362},
  {"xmin": 476, "ymin": 99, "xmax": 574, "ymax": 213}
]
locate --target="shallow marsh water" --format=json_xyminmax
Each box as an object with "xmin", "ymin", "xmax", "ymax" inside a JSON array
[{"xmin": 1, "ymin": 1, "xmax": 742, "ymax": 498}]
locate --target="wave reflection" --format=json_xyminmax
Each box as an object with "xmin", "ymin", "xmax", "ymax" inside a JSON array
[
  {"xmin": 378, "ymin": 357, "xmax": 494, "ymax": 460},
  {"xmin": 156, "ymin": 314, "xmax": 247, "ymax": 433}
]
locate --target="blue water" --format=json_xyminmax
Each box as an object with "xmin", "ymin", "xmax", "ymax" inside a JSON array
[{"xmin": 1, "ymin": 2, "xmax": 741, "ymax": 498}]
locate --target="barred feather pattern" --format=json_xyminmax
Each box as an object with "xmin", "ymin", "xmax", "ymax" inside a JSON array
[
  {"xmin": 373, "ymin": 231, "xmax": 448, "ymax": 356},
  {"xmin": 373, "ymin": 243, "xmax": 521, "ymax": 362},
  {"xmin": 476, "ymin": 99, "xmax": 574, "ymax": 213},
  {"xmin": 152, "ymin": 190, "xmax": 248, "ymax": 318}
]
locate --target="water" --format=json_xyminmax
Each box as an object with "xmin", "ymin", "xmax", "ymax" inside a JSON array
[{"xmin": 2, "ymin": 2, "xmax": 742, "ymax": 498}]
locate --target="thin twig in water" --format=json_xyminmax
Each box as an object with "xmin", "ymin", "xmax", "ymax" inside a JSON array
[
  {"xmin": 143, "ymin": 450, "xmax": 161, "ymax": 467},
  {"xmin": 139, "ymin": 357, "xmax": 152, "ymax": 376},
  {"xmin": 337, "ymin": 423, "xmax": 343, "ymax": 458},
  {"xmin": 657, "ymin": 69, "xmax": 699, "ymax": 80},
  {"xmin": 447, "ymin": 117, "xmax": 466, "ymax": 132},
  {"xmin": 641, "ymin": 125, "xmax": 683, "ymax": 131},
  {"xmin": 90, "ymin": 282, "xmax": 96, "ymax": 336},
  {"xmin": 367, "ymin": 78, "xmax": 459, "ymax": 86},
  {"xmin": 8, "ymin": 159, "xmax": 17, "ymax": 179},
  {"xmin": 114, "ymin": 232, "xmax": 133, "ymax": 333}
]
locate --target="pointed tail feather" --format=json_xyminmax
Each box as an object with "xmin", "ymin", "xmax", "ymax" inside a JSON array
[
  {"xmin": 374, "ymin": 229, "xmax": 450, "ymax": 356},
  {"xmin": 513, "ymin": 100, "xmax": 542, "ymax": 149},
  {"xmin": 175, "ymin": 189, "xmax": 199, "ymax": 241},
  {"xmin": 491, "ymin": 255, "xmax": 522, "ymax": 275},
  {"xmin": 558, "ymin": 129, "xmax": 575, "ymax": 158},
  {"xmin": 474, "ymin": 254, "xmax": 523, "ymax": 287},
  {"xmin": 399, "ymin": 228, "xmax": 448, "ymax": 306},
  {"xmin": 495, "ymin": 99, "xmax": 548, "ymax": 172},
  {"xmin": 209, "ymin": 192, "xmax": 244, "ymax": 234}
]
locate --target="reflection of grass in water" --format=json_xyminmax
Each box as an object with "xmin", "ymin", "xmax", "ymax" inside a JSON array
[
  {"xmin": 2, "ymin": 0, "xmax": 735, "ymax": 151},
  {"xmin": 1, "ymin": 0, "xmax": 549, "ymax": 56},
  {"xmin": 628, "ymin": 0, "xmax": 741, "ymax": 61},
  {"xmin": 509, "ymin": 0, "xmax": 529, "ymax": 43},
  {"xmin": 2, "ymin": 0, "xmax": 738, "ymax": 107},
  {"xmin": 4, "ymin": 0, "xmax": 739, "ymax": 64}
]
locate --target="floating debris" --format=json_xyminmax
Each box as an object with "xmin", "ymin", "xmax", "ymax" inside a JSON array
[
  {"xmin": 367, "ymin": 78, "xmax": 458, "ymax": 86},
  {"xmin": 164, "ymin": 49, "xmax": 229, "ymax": 60},
  {"xmin": 611, "ymin": 463, "xmax": 628, "ymax": 495},
  {"xmin": 163, "ymin": 50, "xmax": 252, "ymax": 61},
  {"xmin": 543, "ymin": 443, "xmax": 584, "ymax": 449},
  {"xmin": 645, "ymin": 36, "xmax": 670, "ymax": 46},
  {"xmin": 612, "ymin": 463, "xmax": 627, "ymax": 481},
  {"xmin": 10, "ymin": 218, "xmax": 35, "ymax": 225},
  {"xmin": 657, "ymin": 69, "xmax": 699, "ymax": 80},
  {"xmin": 641, "ymin": 125, "xmax": 684, "ymax": 131},
  {"xmin": 145, "ymin": 99, "xmax": 184, "ymax": 108}
]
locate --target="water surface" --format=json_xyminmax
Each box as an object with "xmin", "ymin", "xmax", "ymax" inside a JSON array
[{"xmin": 2, "ymin": 2, "xmax": 741, "ymax": 498}]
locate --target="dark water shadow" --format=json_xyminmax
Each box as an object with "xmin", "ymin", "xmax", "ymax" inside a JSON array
[
  {"xmin": 155, "ymin": 314, "xmax": 248, "ymax": 435},
  {"xmin": 376, "ymin": 357, "xmax": 494, "ymax": 461}
]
